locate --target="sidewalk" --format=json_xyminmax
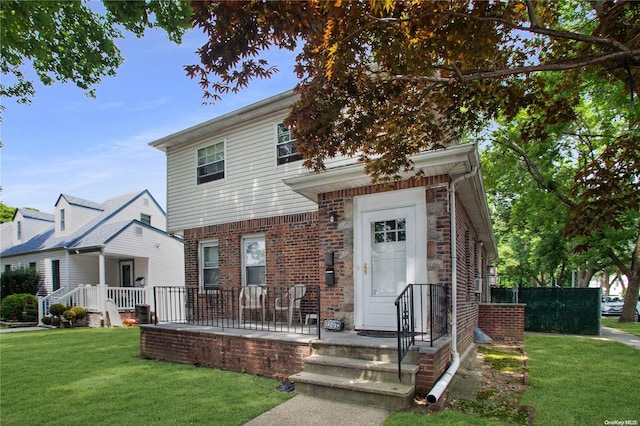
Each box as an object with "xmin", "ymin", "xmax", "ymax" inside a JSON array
[
  {"xmin": 599, "ymin": 326, "xmax": 640, "ymax": 350},
  {"xmin": 244, "ymin": 394, "xmax": 389, "ymax": 426},
  {"xmin": 0, "ymin": 326, "xmax": 50, "ymax": 333}
]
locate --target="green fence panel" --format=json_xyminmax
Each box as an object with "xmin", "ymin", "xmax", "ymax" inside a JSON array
[
  {"xmin": 491, "ymin": 287, "xmax": 517, "ymax": 303},
  {"xmin": 518, "ymin": 288, "xmax": 600, "ymax": 335}
]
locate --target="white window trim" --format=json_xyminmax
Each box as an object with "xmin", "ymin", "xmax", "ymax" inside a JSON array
[
  {"xmin": 140, "ymin": 213, "xmax": 151, "ymax": 226},
  {"xmin": 241, "ymin": 234, "xmax": 266, "ymax": 287},
  {"xmin": 196, "ymin": 139, "xmax": 227, "ymax": 185},
  {"xmin": 275, "ymin": 122, "xmax": 302, "ymax": 166},
  {"xmin": 199, "ymin": 240, "xmax": 220, "ymax": 290}
]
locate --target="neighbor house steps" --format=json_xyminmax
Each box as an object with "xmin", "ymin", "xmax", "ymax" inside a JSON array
[{"xmin": 289, "ymin": 343, "xmax": 419, "ymax": 410}]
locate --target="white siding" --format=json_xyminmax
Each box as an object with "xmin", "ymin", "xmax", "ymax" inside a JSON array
[
  {"xmin": 165, "ymin": 110, "xmax": 319, "ymax": 232},
  {"xmin": 68, "ymin": 254, "xmax": 100, "ymax": 286},
  {"xmin": 12, "ymin": 211, "xmax": 52, "ymax": 243},
  {"xmin": 55, "ymin": 199, "xmax": 101, "ymax": 237},
  {"xmin": 1, "ymin": 250, "xmax": 68, "ymax": 294},
  {"xmin": 0, "ymin": 223, "xmax": 13, "ymax": 250},
  {"xmin": 107, "ymin": 194, "xmax": 167, "ymax": 231},
  {"xmin": 104, "ymin": 224, "xmax": 184, "ymax": 287}
]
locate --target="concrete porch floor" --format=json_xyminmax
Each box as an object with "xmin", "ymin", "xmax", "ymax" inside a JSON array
[{"xmin": 150, "ymin": 321, "xmax": 444, "ymax": 352}]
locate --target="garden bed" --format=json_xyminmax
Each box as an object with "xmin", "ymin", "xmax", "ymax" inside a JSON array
[{"xmin": 0, "ymin": 321, "xmax": 39, "ymax": 328}]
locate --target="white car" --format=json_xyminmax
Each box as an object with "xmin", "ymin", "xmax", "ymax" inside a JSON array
[{"xmin": 601, "ymin": 295, "xmax": 624, "ymax": 316}]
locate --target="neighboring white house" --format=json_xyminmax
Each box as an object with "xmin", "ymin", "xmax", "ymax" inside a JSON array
[{"xmin": 1, "ymin": 190, "xmax": 185, "ymax": 319}]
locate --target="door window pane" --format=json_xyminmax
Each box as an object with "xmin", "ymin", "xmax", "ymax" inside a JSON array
[{"xmin": 370, "ymin": 218, "xmax": 407, "ymax": 296}]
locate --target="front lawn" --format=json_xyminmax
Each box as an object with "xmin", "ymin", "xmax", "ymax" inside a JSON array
[
  {"xmin": 521, "ymin": 333, "xmax": 639, "ymax": 425},
  {"xmin": 386, "ymin": 333, "xmax": 640, "ymax": 425},
  {"xmin": 0, "ymin": 328, "xmax": 292, "ymax": 425}
]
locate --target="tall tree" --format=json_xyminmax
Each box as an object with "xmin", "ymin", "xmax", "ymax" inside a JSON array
[
  {"xmin": 0, "ymin": 203, "xmax": 17, "ymax": 223},
  {"xmin": 186, "ymin": 0, "xmax": 639, "ymax": 319},
  {"xmin": 482, "ymin": 68, "xmax": 639, "ymax": 321},
  {"xmin": 0, "ymin": 0, "xmax": 191, "ymax": 110}
]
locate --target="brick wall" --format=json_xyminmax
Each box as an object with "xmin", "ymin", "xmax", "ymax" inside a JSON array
[
  {"xmin": 478, "ymin": 303, "xmax": 525, "ymax": 342},
  {"xmin": 184, "ymin": 212, "xmax": 320, "ymax": 290},
  {"xmin": 140, "ymin": 326, "xmax": 311, "ymax": 378},
  {"xmin": 317, "ymin": 176, "xmax": 450, "ymax": 328},
  {"xmin": 415, "ymin": 340, "xmax": 452, "ymax": 394},
  {"xmin": 141, "ymin": 324, "xmax": 451, "ymax": 393}
]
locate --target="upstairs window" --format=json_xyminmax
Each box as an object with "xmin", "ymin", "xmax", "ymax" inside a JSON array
[
  {"xmin": 60, "ymin": 209, "xmax": 66, "ymax": 231},
  {"xmin": 16, "ymin": 221, "xmax": 22, "ymax": 240},
  {"xmin": 276, "ymin": 123, "xmax": 302, "ymax": 165},
  {"xmin": 140, "ymin": 213, "xmax": 151, "ymax": 226},
  {"xmin": 197, "ymin": 141, "xmax": 225, "ymax": 184}
]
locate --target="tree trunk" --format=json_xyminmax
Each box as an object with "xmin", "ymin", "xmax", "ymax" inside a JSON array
[
  {"xmin": 618, "ymin": 231, "xmax": 640, "ymax": 323},
  {"xmin": 578, "ymin": 267, "xmax": 596, "ymax": 288},
  {"xmin": 619, "ymin": 274, "xmax": 639, "ymax": 322}
]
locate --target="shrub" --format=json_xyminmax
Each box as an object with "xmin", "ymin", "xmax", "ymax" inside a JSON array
[
  {"xmin": 49, "ymin": 303, "xmax": 68, "ymax": 317},
  {"xmin": 41, "ymin": 316, "xmax": 52, "ymax": 325},
  {"xmin": 23, "ymin": 295, "xmax": 38, "ymax": 321},
  {"xmin": 63, "ymin": 309, "xmax": 76, "ymax": 322},
  {"xmin": 1, "ymin": 267, "xmax": 40, "ymax": 299},
  {"xmin": 0, "ymin": 294, "xmax": 29, "ymax": 321},
  {"xmin": 69, "ymin": 306, "xmax": 87, "ymax": 321},
  {"xmin": 64, "ymin": 306, "xmax": 88, "ymax": 327}
]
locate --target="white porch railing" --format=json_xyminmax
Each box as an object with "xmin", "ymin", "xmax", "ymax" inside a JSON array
[
  {"xmin": 38, "ymin": 285, "xmax": 149, "ymax": 325},
  {"xmin": 107, "ymin": 287, "xmax": 147, "ymax": 310}
]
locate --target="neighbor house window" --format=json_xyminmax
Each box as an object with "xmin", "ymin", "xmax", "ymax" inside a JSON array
[
  {"xmin": 52, "ymin": 260, "xmax": 61, "ymax": 291},
  {"xmin": 197, "ymin": 141, "xmax": 225, "ymax": 184},
  {"xmin": 276, "ymin": 123, "xmax": 302, "ymax": 165},
  {"xmin": 16, "ymin": 221, "xmax": 22, "ymax": 240},
  {"xmin": 200, "ymin": 241, "xmax": 219, "ymax": 290},
  {"xmin": 60, "ymin": 209, "xmax": 66, "ymax": 231},
  {"xmin": 242, "ymin": 236, "xmax": 265, "ymax": 286},
  {"xmin": 140, "ymin": 213, "xmax": 151, "ymax": 226}
]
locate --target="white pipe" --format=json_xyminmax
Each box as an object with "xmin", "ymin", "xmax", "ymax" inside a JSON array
[
  {"xmin": 426, "ymin": 354, "xmax": 460, "ymax": 403},
  {"xmin": 427, "ymin": 165, "xmax": 478, "ymax": 404}
]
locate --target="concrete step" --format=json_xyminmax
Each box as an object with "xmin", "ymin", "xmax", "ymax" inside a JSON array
[
  {"xmin": 289, "ymin": 371, "xmax": 415, "ymax": 411},
  {"xmin": 303, "ymin": 354, "xmax": 418, "ymax": 384},
  {"xmin": 311, "ymin": 341, "xmax": 418, "ymax": 364}
]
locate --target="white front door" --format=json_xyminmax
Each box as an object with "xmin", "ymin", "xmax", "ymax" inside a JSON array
[{"xmin": 354, "ymin": 188, "xmax": 427, "ymax": 331}]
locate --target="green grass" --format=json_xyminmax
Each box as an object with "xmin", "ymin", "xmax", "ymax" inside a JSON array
[
  {"xmin": 601, "ymin": 317, "xmax": 640, "ymax": 337},
  {"xmin": 387, "ymin": 333, "xmax": 640, "ymax": 425},
  {"xmin": 4, "ymin": 328, "xmax": 639, "ymax": 426},
  {"xmin": 521, "ymin": 334, "xmax": 640, "ymax": 425},
  {"xmin": 0, "ymin": 328, "xmax": 292, "ymax": 425},
  {"xmin": 478, "ymin": 346, "xmax": 526, "ymax": 373},
  {"xmin": 384, "ymin": 409, "xmax": 509, "ymax": 425}
]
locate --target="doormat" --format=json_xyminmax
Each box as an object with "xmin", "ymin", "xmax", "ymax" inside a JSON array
[{"xmin": 356, "ymin": 331, "xmax": 398, "ymax": 338}]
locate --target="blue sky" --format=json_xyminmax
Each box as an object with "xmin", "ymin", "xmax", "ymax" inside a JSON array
[{"xmin": 1, "ymin": 25, "xmax": 298, "ymax": 213}]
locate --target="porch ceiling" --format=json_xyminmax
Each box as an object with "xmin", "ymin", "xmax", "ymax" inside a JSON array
[{"xmin": 284, "ymin": 144, "xmax": 497, "ymax": 261}]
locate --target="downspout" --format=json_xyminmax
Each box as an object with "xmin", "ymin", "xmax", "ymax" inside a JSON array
[{"xmin": 427, "ymin": 165, "xmax": 478, "ymax": 404}]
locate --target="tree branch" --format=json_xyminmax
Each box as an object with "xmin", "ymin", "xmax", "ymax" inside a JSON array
[
  {"xmin": 368, "ymin": 9, "xmax": 632, "ymax": 52},
  {"xmin": 524, "ymin": 0, "xmax": 539, "ymax": 28},
  {"xmin": 383, "ymin": 49, "xmax": 640, "ymax": 84},
  {"xmin": 500, "ymin": 137, "xmax": 577, "ymax": 208}
]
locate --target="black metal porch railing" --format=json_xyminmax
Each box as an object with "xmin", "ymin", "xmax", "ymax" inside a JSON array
[
  {"xmin": 153, "ymin": 285, "xmax": 321, "ymax": 337},
  {"xmin": 395, "ymin": 283, "xmax": 449, "ymax": 381}
]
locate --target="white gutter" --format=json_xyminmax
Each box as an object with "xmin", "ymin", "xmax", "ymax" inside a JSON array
[{"xmin": 427, "ymin": 165, "xmax": 478, "ymax": 404}]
